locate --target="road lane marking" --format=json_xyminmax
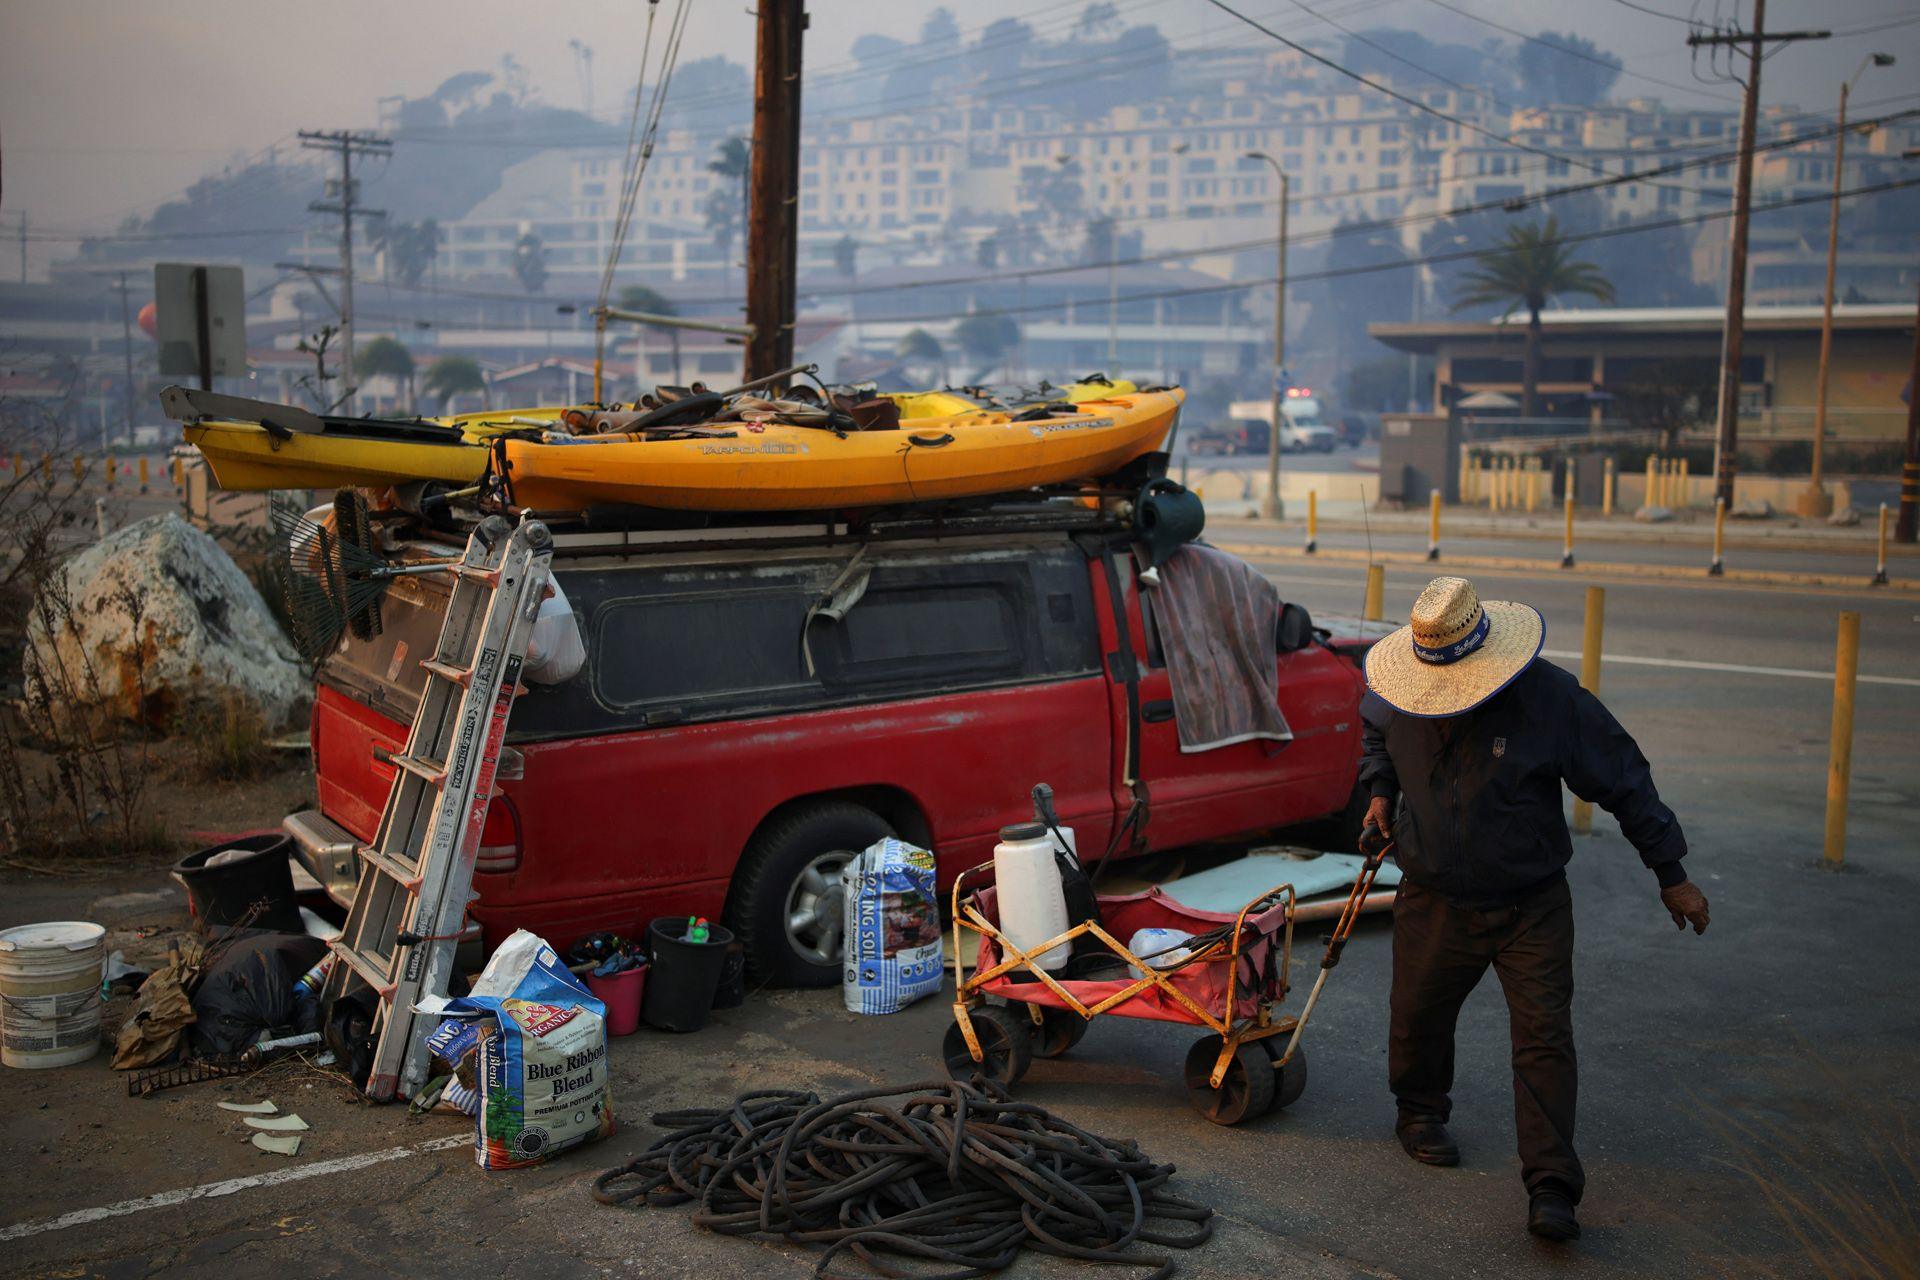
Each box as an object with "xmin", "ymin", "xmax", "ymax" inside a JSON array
[
  {"xmin": 1539, "ymin": 649, "xmax": 1920, "ymax": 688},
  {"xmin": 0, "ymin": 1134, "xmax": 467, "ymax": 1242}
]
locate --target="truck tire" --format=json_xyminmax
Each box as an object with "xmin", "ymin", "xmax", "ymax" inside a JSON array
[{"xmin": 729, "ymin": 801, "xmax": 894, "ymax": 988}]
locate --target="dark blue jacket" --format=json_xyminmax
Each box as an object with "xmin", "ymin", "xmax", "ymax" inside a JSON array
[{"xmin": 1360, "ymin": 659, "xmax": 1687, "ymax": 908}]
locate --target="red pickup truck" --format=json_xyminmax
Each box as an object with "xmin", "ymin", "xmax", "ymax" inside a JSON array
[{"xmin": 284, "ymin": 507, "xmax": 1376, "ymax": 987}]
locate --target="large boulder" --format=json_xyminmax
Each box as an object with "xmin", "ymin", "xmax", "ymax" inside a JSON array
[{"xmin": 23, "ymin": 513, "xmax": 309, "ymax": 729}]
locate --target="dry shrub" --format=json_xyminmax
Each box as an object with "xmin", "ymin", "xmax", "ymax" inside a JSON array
[{"xmin": 184, "ymin": 693, "xmax": 276, "ymax": 783}]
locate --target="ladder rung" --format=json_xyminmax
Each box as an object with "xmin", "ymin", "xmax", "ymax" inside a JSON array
[
  {"xmin": 452, "ymin": 564, "xmax": 501, "ymax": 587},
  {"xmin": 418, "ymin": 657, "xmax": 472, "ymax": 687},
  {"xmin": 389, "ymin": 752, "xmax": 447, "ymax": 785},
  {"xmin": 329, "ymin": 940, "xmax": 397, "ymax": 999},
  {"xmin": 358, "ymin": 844, "xmax": 424, "ymax": 891}
]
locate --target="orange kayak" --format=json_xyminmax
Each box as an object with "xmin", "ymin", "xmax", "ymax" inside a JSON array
[{"xmin": 498, "ymin": 389, "xmax": 1183, "ymax": 512}]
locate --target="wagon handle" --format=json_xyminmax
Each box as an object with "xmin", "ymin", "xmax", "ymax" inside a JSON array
[{"xmin": 1268, "ymin": 843, "xmax": 1392, "ymax": 1068}]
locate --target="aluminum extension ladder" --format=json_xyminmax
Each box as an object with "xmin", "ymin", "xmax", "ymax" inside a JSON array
[{"xmin": 320, "ymin": 515, "xmax": 554, "ymax": 1101}]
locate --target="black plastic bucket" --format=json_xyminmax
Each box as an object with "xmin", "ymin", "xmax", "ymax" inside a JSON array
[
  {"xmin": 642, "ymin": 917, "xmax": 734, "ymax": 1032},
  {"xmin": 174, "ymin": 834, "xmax": 303, "ymax": 933}
]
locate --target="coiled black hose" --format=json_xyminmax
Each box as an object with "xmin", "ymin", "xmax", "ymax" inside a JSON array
[{"xmin": 591, "ymin": 1078, "xmax": 1214, "ymax": 1279}]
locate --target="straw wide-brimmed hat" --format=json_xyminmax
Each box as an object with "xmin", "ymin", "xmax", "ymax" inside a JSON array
[{"xmin": 1364, "ymin": 576, "xmax": 1544, "ymax": 718}]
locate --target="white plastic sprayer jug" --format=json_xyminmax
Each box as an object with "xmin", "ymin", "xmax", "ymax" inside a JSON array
[{"xmin": 992, "ymin": 821, "xmax": 1070, "ymax": 971}]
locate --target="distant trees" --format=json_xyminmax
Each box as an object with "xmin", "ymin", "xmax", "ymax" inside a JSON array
[
  {"xmin": 357, "ymin": 337, "xmax": 417, "ymax": 412},
  {"xmin": 378, "ymin": 219, "xmax": 442, "ymax": 289},
  {"xmin": 975, "ymin": 235, "xmax": 1000, "ymax": 271},
  {"xmin": 423, "ymin": 356, "xmax": 488, "ymax": 412},
  {"xmin": 1453, "ymin": 216, "xmax": 1615, "ymax": 417},
  {"xmin": 705, "ymin": 136, "xmax": 752, "ymax": 262},
  {"xmin": 954, "ymin": 314, "xmax": 1020, "ymax": 372},
  {"xmin": 832, "ymin": 235, "xmax": 858, "ymax": 277},
  {"xmin": 512, "ymin": 232, "xmax": 548, "ymax": 294},
  {"xmin": 1080, "ymin": 215, "xmax": 1116, "ymax": 266},
  {"xmin": 898, "ymin": 328, "xmax": 947, "ymax": 385},
  {"xmin": 1516, "ymin": 32, "xmax": 1622, "ymax": 106},
  {"xmin": 618, "ymin": 285, "xmax": 682, "ymax": 386}
]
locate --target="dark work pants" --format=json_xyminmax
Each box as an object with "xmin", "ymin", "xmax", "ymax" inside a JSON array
[{"xmin": 1388, "ymin": 876, "xmax": 1583, "ymax": 1202}]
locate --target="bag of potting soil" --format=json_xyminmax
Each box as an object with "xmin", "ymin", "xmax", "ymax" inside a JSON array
[
  {"xmin": 423, "ymin": 930, "xmax": 615, "ymax": 1169},
  {"xmin": 842, "ymin": 838, "xmax": 943, "ymax": 1015}
]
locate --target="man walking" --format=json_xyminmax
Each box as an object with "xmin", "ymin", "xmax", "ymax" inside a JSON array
[{"xmin": 1359, "ymin": 576, "xmax": 1710, "ymax": 1242}]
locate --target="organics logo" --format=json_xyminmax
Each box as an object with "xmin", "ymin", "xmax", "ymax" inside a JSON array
[{"xmin": 512, "ymin": 1001, "xmax": 579, "ymax": 1038}]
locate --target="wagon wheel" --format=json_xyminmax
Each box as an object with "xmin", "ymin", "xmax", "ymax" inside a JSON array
[
  {"xmin": 1256, "ymin": 1038, "xmax": 1309, "ymax": 1110},
  {"xmin": 1014, "ymin": 1004, "xmax": 1089, "ymax": 1059},
  {"xmin": 1183, "ymin": 1034, "xmax": 1275, "ymax": 1125},
  {"xmin": 942, "ymin": 1006, "xmax": 1033, "ymax": 1088}
]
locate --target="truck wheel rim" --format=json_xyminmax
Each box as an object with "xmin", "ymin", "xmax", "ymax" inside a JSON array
[{"xmin": 785, "ymin": 850, "xmax": 852, "ymax": 966}]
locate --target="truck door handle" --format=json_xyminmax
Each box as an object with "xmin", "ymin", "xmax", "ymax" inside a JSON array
[{"xmin": 1142, "ymin": 699, "xmax": 1175, "ymax": 723}]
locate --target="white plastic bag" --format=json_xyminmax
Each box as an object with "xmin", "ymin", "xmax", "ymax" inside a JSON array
[{"xmin": 524, "ymin": 577, "xmax": 585, "ymax": 685}]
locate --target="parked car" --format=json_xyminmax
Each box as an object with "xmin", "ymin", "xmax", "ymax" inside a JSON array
[
  {"xmin": 285, "ymin": 507, "xmax": 1379, "ymax": 987},
  {"xmin": 1281, "ymin": 420, "xmax": 1337, "ymax": 454}
]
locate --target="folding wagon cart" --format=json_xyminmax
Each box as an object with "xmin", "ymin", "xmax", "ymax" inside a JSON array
[{"xmin": 941, "ymin": 848, "xmax": 1388, "ymax": 1125}]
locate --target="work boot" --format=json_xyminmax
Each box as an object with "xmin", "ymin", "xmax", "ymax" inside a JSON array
[
  {"xmin": 1396, "ymin": 1120, "xmax": 1460, "ymax": 1167},
  {"xmin": 1527, "ymin": 1184, "xmax": 1581, "ymax": 1242}
]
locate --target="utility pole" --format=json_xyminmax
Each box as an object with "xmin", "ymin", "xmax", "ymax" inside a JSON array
[
  {"xmin": 1248, "ymin": 151, "xmax": 1290, "ymax": 519},
  {"xmin": 1899, "ymin": 276, "xmax": 1920, "ymax": 543},
  {"xmin": 744, "ymin": 0, "xmax": 805, "ymax": 383},
  {"xmin": 299, "ymin": 129, "xmax": 391, "ymax": 414},
  {"xmin": 1689, "ymin": 2, "xmax": 1828, "ymax": 509},
  {"xmin": 1801, "ymin": 53, "xmax": 1894, "ymax": 519},
  {"xmin": 16, "ymin": 212, "xmax": 25, "ymax": 284},
  {"xmin": 110, "ymin": 269, "xmax": 136, "ymax": 447}
]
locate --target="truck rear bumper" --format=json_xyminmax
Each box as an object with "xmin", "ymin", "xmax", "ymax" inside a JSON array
[{"xmin": 284, "ymin": 808, "xmax": 359, "ymax": 909}]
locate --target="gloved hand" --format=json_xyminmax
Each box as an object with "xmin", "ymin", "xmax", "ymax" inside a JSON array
[
  {"xmin": 1660, "ymin": 880, "xmax": 1710, "ymax": 935},
  {"xmin": 1359, "ymin": 796, "xmax": 1393, "ymax": 856}
]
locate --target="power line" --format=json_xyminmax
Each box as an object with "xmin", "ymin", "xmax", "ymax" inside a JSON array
[
  {"xmin": 1414, "ymin": 0, "xmax": 1738, "ymax": 103},
  {"xmin": 1201, "ymin": 0, "xmax": 1720, "ymax": 196},
  {"xmin": 1606, "ymin": 0, "xmax": 1697, "ymax": 23},
  {"xmin": 838, "ymin": 173, "xmax": 1920, "ymax": 325}
]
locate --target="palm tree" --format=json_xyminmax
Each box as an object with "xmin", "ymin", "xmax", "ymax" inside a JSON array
[
  {"xmin": 357, "ymin": 336, "xmax": 417, "ymax": 413},
  {"xmin": 618, "ymin": 284, "xmax": 682, "ymax": 386},
  {"xmin": 513, "ymin": 232, "xmax": 548, "ymax": 294},
  {"xmin": 897, "ymin": 328, "xmax": 946, "ymax": 386},
  {"xmin": 708, "ymin": 136, "xmax": 751, "ymax": 253},
  {"xmin": 422, "ymin": 356, "xmax": 488, "ymax": 413},
  {"xmin": 1453, "ymin": 217, "xmax": 1614, "ymax": 418}
]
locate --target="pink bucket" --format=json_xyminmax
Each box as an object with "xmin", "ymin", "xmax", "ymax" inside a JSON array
[{"xmin": 586, "ymin": 964, "xmax": 647, "ymax": 1037}]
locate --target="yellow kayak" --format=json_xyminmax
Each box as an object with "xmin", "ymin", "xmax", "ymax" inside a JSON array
[
  {"xmin": 171, "ymin": 392, "xmax": 567, "ymax": 492},
  {"xmin": 499, "ymin": 388, "xmax": 1183, "ymax": 512}
]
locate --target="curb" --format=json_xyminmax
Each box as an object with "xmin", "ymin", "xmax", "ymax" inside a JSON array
[
  {"xmin": 1210, "ymin": 541, "xmax": 1920, "ymax": 596},
  {"xmin": 1216, "ymin": 516, "xmax": 1916, "ymax": 558}
]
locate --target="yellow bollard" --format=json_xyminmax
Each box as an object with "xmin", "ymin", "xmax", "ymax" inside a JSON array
[
  {"xmin": 42, "ymin": 455, "xmax": 53, "ymax": 482},
  {"xmin": 138, "ymin": 456, "xmax": 149, "ymax": 493},
  {"xmin": 1678, "ymin": 457, "xmax": 1691, "ymax": 509},
  {"xmin": 103, "ymin": 456, "xmax": 116, "ymax": 491},
  {"xmin": 1643, "ymin": 455, "xmax": 1657, "ymax": 510},
  {"xmin": 1362, "ymin": 563, "xmax": 1385, "ymax": 621},
  {"xmin": 1561, "ymin": 489, "xmax": 1576, "ymax": 568},
  {"xmin": 171, "ymin": 456, "xmax": 185, "ymax": 491},
  {"xmin": 1873, "ymin": 503, "xmax": 1889, "ymax": 586},
  {"xmin": 1822, "ymin": 611, "xmax": 1861, "ymax": 867},
  {"xmin": 1524, "ymin": 459, "xmax": 1539, "ymax": 513},
  {"xmin": 1572, "ymin": 586, "xmax": 1606, "ymax": 834},
  {"xmin": 1305, "ymin": 489, "xmax": 1318, "ymax": 553},
  {"xmin": 1427, "ymin": 488, "xmax": 1441, "ymax": 562},
  {"xmin": 1602, "ymin": 456, "xmax": 1615, "ymax": 516},
  {"xmin": 1709, "ymin": 495, "xmax": 1726, "ymax": 576}
]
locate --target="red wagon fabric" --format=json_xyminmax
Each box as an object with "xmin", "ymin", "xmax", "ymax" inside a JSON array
[{"xmin": 966, "ymin": 885, "xmax": 1292, "ymax": 1025}]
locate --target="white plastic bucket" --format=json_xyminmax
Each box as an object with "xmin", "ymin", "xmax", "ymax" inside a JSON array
[{"xmin": 0, "ymin": 921, "xmax": 107, "ymax": 1069}]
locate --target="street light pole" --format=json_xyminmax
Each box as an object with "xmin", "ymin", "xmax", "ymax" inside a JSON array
[
  {"xmin": 1248, "ymin": 150, "xmax": 1289, "ymax": 520},
  {"xmin": 1801, "ymin": 53, "xmax": 1894, "ymax": 519}
]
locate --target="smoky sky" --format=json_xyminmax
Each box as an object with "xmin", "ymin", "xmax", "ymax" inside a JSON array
[{"xmin": 3, "ymin": 0, "xmax": 1916, "ymax": 257}]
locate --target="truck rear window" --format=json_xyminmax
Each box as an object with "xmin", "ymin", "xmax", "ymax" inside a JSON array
[{"xmin": 321, "ymin": 540, "xmax": 1099, "ymax": 740}]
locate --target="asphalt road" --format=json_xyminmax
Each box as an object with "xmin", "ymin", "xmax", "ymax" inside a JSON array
[{"xmin": 4, "ymin": 518, "xmax": 1916, "ymax": 1278}]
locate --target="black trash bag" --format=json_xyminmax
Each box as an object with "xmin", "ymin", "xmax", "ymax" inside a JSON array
[
  {"xmin": 323, "ymin": 990, "xmax": 378, "ymax": 1091},
  {"xmin": 189, "ymin": 931, "xmax": 327, "ymax": 1060}
]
